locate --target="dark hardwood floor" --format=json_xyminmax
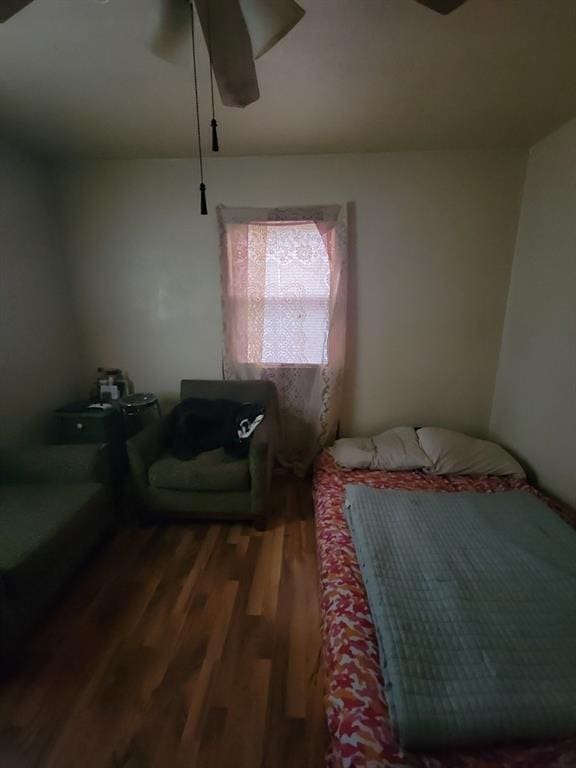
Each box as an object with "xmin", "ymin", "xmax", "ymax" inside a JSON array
[{"xmin": 0, "ymin": 475, "xmax": 327, "ymax": 768}]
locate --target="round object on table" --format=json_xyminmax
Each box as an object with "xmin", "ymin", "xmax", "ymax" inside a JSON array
[
  {"xmin": 120, "ymin": 393, "xmax": 159, "ymax": 412},
  {"xmin": 120, "ymin": 393, "xmax": 161, "ymax": 437}
]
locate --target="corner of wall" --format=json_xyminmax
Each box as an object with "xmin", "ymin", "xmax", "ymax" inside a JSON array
[
  {"xmin": 0, "ymin": 140, "xmax": 86, "ymax": 446},
  {"xmin": 486, "ymin": 148, "xmax": 530, "ymax": 436},
  {"xmin": 487, "ymin": 118, "xmax": 576, "ymax": 506}
]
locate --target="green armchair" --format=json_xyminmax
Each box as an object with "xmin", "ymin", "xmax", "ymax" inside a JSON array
[{"xmin": 126, "ymin": 379, "xmax": 278, "ymax": 528}]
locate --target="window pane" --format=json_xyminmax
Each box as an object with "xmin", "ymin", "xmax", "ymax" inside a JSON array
[{"xmin": 247, "ymin": 222, "xmax": 330, "ymax": 365}]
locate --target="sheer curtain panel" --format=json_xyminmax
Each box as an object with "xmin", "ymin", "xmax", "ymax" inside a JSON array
[{"xmin": 217, "ymin": 204, "xmax": 348, "ymax": 476}]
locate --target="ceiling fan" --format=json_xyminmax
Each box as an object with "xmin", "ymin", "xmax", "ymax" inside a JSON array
[{"xmin": 1, "ymin": 0, "xmax": 468, "ymax": 109}]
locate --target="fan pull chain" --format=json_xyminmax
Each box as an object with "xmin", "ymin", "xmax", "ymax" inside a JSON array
[
  {"xmin": 207, "ymin": 2, "xmax": 219, "ymax": 152},
  {"xmin": 189, "ymin": 1, "xmax": 207, "ymax": 215},
  {"xmin": 211, "ymin": 119, "xmax": 219, "ymax": 153},
  {"xmin": 200, "ymin": 182, "xmax": 207, "ymax": 215}
]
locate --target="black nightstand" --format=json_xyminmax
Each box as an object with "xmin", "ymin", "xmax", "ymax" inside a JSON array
[
  {"xmin": 54, "ymin": 402, "xmax": 124, "ymax": 446},
  {"xmin": 54, "ymin": 403, "xmax": 128, "ymax": 502}
]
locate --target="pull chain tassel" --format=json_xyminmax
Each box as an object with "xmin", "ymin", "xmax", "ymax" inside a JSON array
[
  {"xmin": 200, "ymin": 183, "xmax": 207, "ymax": 215},
  {"xmin": 211, "ymin": 118, "xmax": 219, "ymax": 152}
]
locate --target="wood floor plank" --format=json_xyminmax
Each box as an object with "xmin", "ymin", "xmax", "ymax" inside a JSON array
[
  {"xmin": 246, "ymin": 526, "xmax": 275, "ymax": 616},
  {"xmin": 223, "ymin": 657, "xmax": 271, "ymax": 768},
  {"xmin": 172, "ymin": 525, "xmax": 221, "ymax": 617},
  {"xmin": 262, "ymin": 523, "xmax": 285, "ymax": 621},
  {"xmin": 226, "ymin": 524, "xmax": 242, "ymax": 545},
  {"xmin": 0, "ymin": 474, "xmax": 328, "ymax": 768}
]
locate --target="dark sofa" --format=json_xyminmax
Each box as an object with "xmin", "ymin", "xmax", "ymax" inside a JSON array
[{"xmin": 0, "ymin": 444, "xmax": 113, "ymax": 665}]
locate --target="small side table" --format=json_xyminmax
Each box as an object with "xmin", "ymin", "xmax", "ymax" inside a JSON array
[
  {"xmin": 54, "ymin": 402, "xmax": 127, "ymax": 506},
  {"xmin": 54, "ymin": 402, "xmax": 124, "ymax": 446}
]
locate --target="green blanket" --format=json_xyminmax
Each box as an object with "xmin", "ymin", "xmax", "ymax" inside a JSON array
[{"xmin": 344, "ymin": 486, "xmax": 576, "ymax": 750}]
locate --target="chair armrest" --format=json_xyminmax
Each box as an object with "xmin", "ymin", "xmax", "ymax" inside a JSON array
[
  {"xmin": 0, "ymin": 444, "xmax": 109, "ymax": 484},
  {"xmin": 126, "ymin": 418, "xmax": 166, "ymax": 492},
  {"xmin": 249, "ymin": 421, "xmax": 275, "ymax": 520}
]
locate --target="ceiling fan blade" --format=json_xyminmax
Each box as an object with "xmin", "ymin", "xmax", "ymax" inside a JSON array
[
  {"xmin": 152, "ymin": 0, "xmax": 299, "ymax": 108},
  {"xmin": 150, "ymin": 0, "xmax": 191, "ymax": 66},
  {"xmin": 414, "ymin": 0, "xmax": 467, "ymax": 14},
  {"xmin": 239, "ymin": 0, "xmax": 305, "ymax": 59},
  {"xmin": 194, "ymin": 0, "xmax": 259, "ymax": 108},
  {"xmin": 0, "ymin": 0, "xmax": 35, "ymax": 23}
]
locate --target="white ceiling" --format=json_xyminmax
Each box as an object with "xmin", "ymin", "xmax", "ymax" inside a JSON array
[{"xmin": 0, "ymin": 0, "xmax": 575, "ymax": 158}]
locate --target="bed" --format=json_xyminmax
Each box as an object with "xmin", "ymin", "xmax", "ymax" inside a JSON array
[{"xmin": 312, "ymin": 449, "xmax": 576, "ymax": 768}]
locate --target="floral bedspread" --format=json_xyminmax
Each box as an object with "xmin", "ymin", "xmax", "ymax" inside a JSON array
[{"xmin": 312, "ymin": 450, "xmax": 576, "ymax": 768}]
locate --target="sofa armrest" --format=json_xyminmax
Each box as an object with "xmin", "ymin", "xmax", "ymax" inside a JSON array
[
  {"xmin": 0, "ymin": 444, "xmax": 109, "ymax": 484},
  {"xmin": 126, "ymin": 418, "xmax": 166, "ymax": 493}
]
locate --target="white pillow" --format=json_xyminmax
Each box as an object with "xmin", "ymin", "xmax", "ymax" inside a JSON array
[
  {"xmin": 330, "ymin": 436, "xmax": 375, "ymax": 469},
  {"xmin": 371, "ymin": 427, "xmax": 432, "ymax": 471},
  {"xmin": 417, "ymin": 427, "xmax": 525, "ymax": 478}
]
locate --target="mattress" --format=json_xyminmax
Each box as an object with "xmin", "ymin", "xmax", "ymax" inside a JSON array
[{"xmin": 312, "ymin": 450, "xmax": 576, "ymax": 768}]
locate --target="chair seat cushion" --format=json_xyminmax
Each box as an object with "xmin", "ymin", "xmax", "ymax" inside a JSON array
[{"xmin": 148, "ymin": 449, "xmax": 250, "ymax": 492}]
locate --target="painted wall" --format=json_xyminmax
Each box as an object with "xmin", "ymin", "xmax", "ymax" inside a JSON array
[
  {"xmin": 0, "ymin": 140, "xmax": 82, "ymax": 446},
  {"xmin": 56, "ymin": 150, "xmax": 525, "ymax": 436},
  {"xmin": 491, "ymin": 119, "xmax": 576, "ymax": 507}
]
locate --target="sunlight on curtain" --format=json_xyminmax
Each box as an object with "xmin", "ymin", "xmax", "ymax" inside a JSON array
[
  {"xmin": 245, "ymin": 222, "xmax": 330, "ymax": 365},
  {"xmin": 218, "ymin": 205, "xmax": 347, "ymax": 475}
]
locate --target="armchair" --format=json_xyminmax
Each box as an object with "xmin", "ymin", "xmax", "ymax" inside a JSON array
[{"xmin": 126, "ymin": 379, "xmax": 278, "ymax": 528}]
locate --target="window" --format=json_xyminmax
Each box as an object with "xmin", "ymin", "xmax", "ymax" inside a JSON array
[
  {"xmin": 218, "ymin": 203, "xmax": 347, "ymax": 472},
  {"xmin": 239, "ymin": 221, "xmax": 331, "ymax": 365}
]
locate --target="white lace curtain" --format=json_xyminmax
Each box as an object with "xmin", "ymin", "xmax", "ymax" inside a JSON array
[{"xmin": 217, "ymin": 204, "xmax": 348, "ymax": 476}]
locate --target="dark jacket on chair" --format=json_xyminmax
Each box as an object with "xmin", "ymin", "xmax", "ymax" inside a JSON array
[{"xmin": 167, "ymin": 397, "xmax": 265, "ymax": 460}]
